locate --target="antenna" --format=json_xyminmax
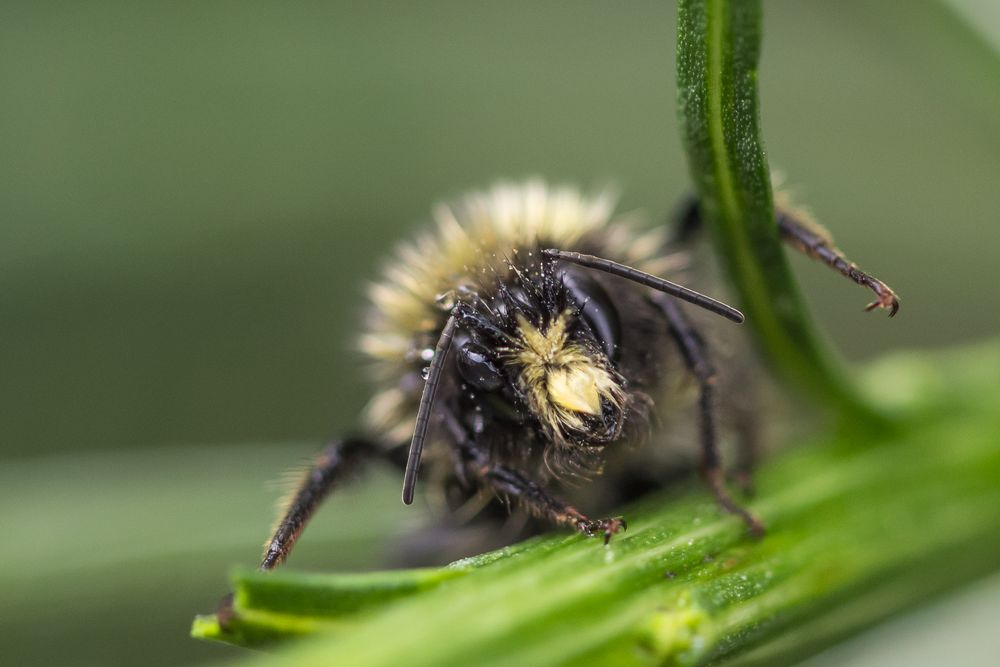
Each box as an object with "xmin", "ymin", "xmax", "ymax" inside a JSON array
[
  {"xmin": 542, "ymin": 249, "xmax": 744, "ymax": 323},
  {"xmin": 402, "ymin": 312, "xmax": 458, "ymax": 504}
]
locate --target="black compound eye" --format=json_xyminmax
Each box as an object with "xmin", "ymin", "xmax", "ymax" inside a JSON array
[
  {"xmin": 560, "ymin": 268, "xmax": 621, "ymax": 361},
  {"xmin": 457, "ymin": 340, "xmax": 506, "ymax": 392}
]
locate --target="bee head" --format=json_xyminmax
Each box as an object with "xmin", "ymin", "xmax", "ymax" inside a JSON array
[{"xmin": 452, "ymin": 261, "xmax": 629, "ymax": 447}]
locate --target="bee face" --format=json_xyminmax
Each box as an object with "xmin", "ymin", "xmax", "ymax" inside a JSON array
[
  {"xmin": 451, "ymin": 258, "xmax": 629, "ymax": 448},
  {"xmin": 507, "ymin": 308, "xmax": 628, "ymax": 445}
]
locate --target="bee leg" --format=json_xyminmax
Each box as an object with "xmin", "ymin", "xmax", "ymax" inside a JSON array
[
  {"xmin": 484, "ymin": 465, "xmax": 626, "ymax": 544},
  {"xmin": 260, "ymin": 437, "xmax": 386, "ymax": 570},
  {"xmin": 650, "ymin": 293, "xmax": 765, "ymax": 537},
  {"xmin": 775, "ymin": 207, "xmax": 899, "ymax": 316},
  {"xmin": 672, "ymin": 196, "xmax": 898, "ymax": 316},
  {"xmin": 456, "ymin": 442, "xmax": 626, "ymax": 544},
  {"xmin": 217, "ymin": 437, "xmax": 387, "ymax": 630}
]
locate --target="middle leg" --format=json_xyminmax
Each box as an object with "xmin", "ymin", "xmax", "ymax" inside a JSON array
[
  {"xmin": 650, "ymin": 293, "xmax": 765, "ymax": 536},
  {"xmin": 261, "ymin": 437, "xmax": 388, "ymax": 570}
]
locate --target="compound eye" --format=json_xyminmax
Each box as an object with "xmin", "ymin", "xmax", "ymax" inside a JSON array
[
  {"xmin": 457, "ymin": 341, "xmax": 505, "ymax": 392},
  {"xmin": 561, "ymin": 269, "xmax": 621, "ymax": 361}
]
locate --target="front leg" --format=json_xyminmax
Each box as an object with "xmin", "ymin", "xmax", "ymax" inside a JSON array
[
  {"xmin": 482, "ymin": 462, "xmax": 626, "ymax": 544},
  {"xmin": 455, "ymin": 439, "xmax": 626, "ymax": 544}
]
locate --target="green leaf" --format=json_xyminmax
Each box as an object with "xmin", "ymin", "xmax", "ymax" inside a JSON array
[
  {"xmin": 676, "ymin": 0, "xmax": 892, "ymax": 432},
  {"xmin": 193, "ymin": 342, "xmax": 1000, "ymax": 666}
]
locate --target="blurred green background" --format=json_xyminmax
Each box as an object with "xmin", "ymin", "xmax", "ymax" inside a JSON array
[{"xmin": 2, "ymin": 1, "xmax": 997, "ymax": 665}]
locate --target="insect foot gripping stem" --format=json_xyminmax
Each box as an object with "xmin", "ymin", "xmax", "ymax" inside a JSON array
[{"xmin": 577, "ymin": 516, "xmax": 628, "ymax": 545}]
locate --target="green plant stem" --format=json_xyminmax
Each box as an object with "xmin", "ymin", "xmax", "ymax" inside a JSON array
[
  {"xmin": 676, "ymin": 0, "xmax": 892, "ymax": 432},
  {"xmin": 193, "ymin": 343, "xmax": 1000, "ymax": 666}
]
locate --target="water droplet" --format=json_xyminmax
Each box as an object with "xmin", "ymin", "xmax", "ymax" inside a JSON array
[
  {"xmin": 435, "ymin": 290, "xmax": 456, "ymax": 310},
  {"xmin": 420, "ymin": 367, "xmax": 430, "ymax": 380},
  {"xmin": 420, "ymin": 348, "xmax": 434, "ymax": 362}
]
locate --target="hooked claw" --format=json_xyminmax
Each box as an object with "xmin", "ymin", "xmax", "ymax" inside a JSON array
[{"xmin": 864, "ymin": 285, "xmax": 900, "ymax": 318}]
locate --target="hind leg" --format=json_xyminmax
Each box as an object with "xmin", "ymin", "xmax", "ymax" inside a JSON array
[
  {"xmin": 672, "ymin": 195, "xmax": 899, "ymax": 315},
  {"xmin": 775, "ymin": 208, "xmax": 899, "ymax": 316}
]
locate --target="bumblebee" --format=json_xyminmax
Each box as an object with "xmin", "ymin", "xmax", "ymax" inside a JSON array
[{"xmin": 259, "ymin": 180, "xmax": 898, "ymax": 570}]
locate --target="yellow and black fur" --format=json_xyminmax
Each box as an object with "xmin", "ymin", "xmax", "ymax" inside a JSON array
[
  {"xmin": 257, "ymin": 180, "xmax": 898, "ymax": 570},
  {"xmin": 360, "ymin": 182, "xmax": 676, "ymax": 445},
  {"xmin": 362, "ymin": 182, "xmax": 682, "ymax": 483}
]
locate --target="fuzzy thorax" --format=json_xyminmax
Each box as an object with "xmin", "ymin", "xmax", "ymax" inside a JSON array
[{"xmin": 506, "ymin": 311, "xmax": 627, "ymax": 445}]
